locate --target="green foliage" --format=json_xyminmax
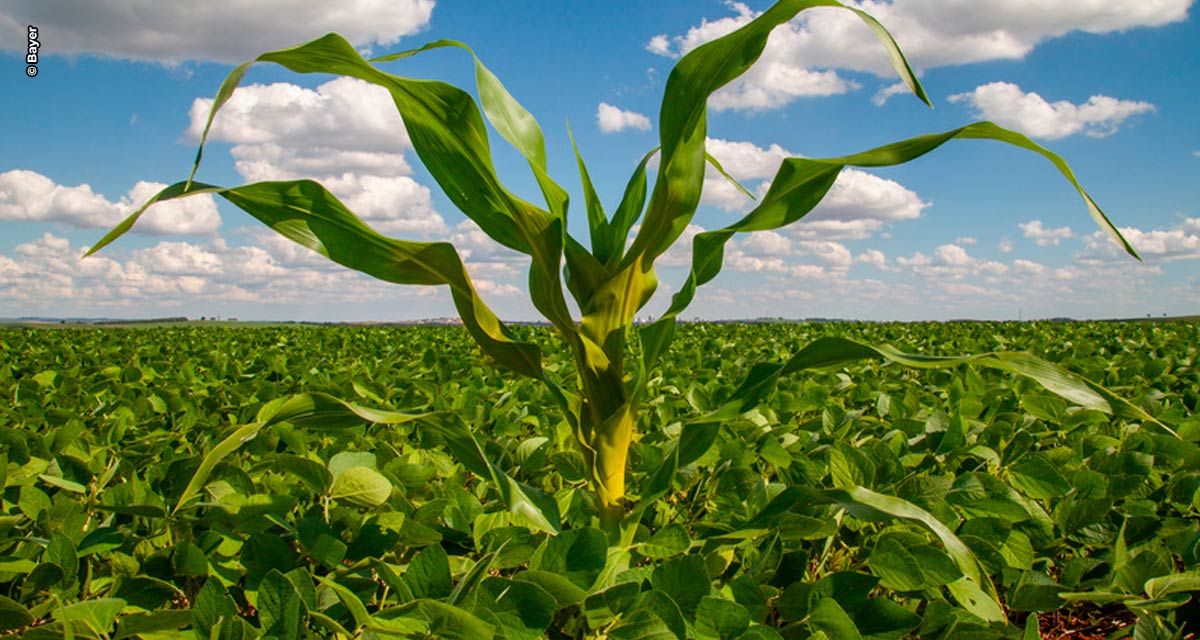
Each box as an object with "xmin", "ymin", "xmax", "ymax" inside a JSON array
[
  {"xmin": 87, "ymin": 0, "xmax": 1139, "ymax": 540},
  {"xmin": 58, "ymin": 0, "xmax": 1187, "ymax": 636},
  {"xmin": 1, "ymin": 322, "xmax": 1198, "ymax": 637}
]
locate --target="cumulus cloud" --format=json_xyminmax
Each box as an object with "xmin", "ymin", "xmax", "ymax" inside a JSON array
[
  {"xmin": 0, "ymin": 169, "xmax": 220, "ymax": 235},
  {"xmin": 1013, "ymin": 259, "xmax": 1046, "ymax": 275},
  {"xmin": 596, "ymin": 103, "xmax": 652, "ymax": 133},
  {"xmin": 701, "ymin": 137, "xmax": 929, "ymax": 239},
  {"xmin": 897, "ymin": 244, "xmax": 1008, "ymax": 280},
  {"xmin": 948, "ymin": 82, "xmax": 1155, "ymax": 139},
  {"xmin": 1081, "ymin": 218, "xmax": 1200, "ymax": 262},
  {"xmin": 0, "ymin": 0, "xmax": 434, "ymax": 64},
  {"xmin": 856, "ymin": 249, "xmax": 889, "ymax": 270},
  {"xmin": 648, "ymin": 0, "xmax": 1189, "ymax": 112},
  {"xmin": 187, "ymin": 77, "xmax": 445, "ymax": 235},
  {"xmin": 997, "ymin": 238, "xmax": 1014, "ymax": 253},
  {"xmin": 1020, "ymin": 220, "xmax": 1074, "ymax": 246},
  {"xmin": 740, "ymin": 230, "xmax": 792, "ymax": 256},
  {"xmin": 0, "ymin": 232, "xmax": 526, "ymax": 317},
  {"xmin": 872, "ymin": 81, "xmax": 913, "ymax": 106},
  {"xmin": 646, "ymin": 34, "xmax": 675, "ymax": 57}
]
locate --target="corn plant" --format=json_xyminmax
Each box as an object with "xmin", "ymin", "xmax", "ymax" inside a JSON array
[{"xmin": 93, "ymin": 0, "xmax": 1146, "ymax": 554}]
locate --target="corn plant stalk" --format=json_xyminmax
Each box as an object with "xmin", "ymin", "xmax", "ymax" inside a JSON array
[{"xmin": 90, "ymin": 0, "xmax": 1141, "ymax": 538}]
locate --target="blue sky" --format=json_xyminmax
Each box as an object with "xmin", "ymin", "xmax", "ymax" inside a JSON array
[{"xmin": 2, "ymin": 0, "xmax": 1198, "ymax": 322}]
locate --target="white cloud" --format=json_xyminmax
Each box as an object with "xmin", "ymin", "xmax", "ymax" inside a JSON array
[
  {"xmin": 898, "ymin": 244, "xmax": 1008, "ymax": 281},
  {"xmin": 955, "ymin": 236, "xmax": 977, "ymax": 246},
  {"xmin": 596, "ymin": 103, "xmax": 652, "ymax": 134},
  {"xmin": 646, "ymin": 2, "xmax": 857, "ymax": 110},
  {"xmin": 0, "ymin": 233, "xmax": 456, "ymax": 315},
  {"xmin": 799, "ymin": 241, "xmax": 853, "ymax": 268},
  {"xmin": 948, "ymin": 82, "xmax": 1155, "ymax": 139},
  {"xmin": 740, "ymin": 231, "xmax": 792, "ymax": 256},
  {"xmin": 0, "ymin": 169, "xmax": 221, "ymax": 235},
  {"xmin": 1020, "ymin": 220, "xmax": 1074, "ymax": 246},
  {"xmin": 701, "ymin": 137, "xmax": 929, "ymax": 239},
  {"xmin": 649, "ymin": 0, "xmax": 1189, "ymax": 112},
  {"xmin": 1013, "ymin": 259, "xmax": 1046, "ymax": 275},
  {"xmin": 856, "ymin": 249, "xmax": 888, "ymax": 270},
  {"xmin": 1081, "ymin": 218, "xmax": 1200, "ymax": 262},
  {"xmin": 187, "ymin": 77, "xmax": 445, "ymax": 235},
  {"xmin": 997, "ymin": 238, "xmax": 1014, "ymax": 253},
  {"xmin": 653, "ymin": 224, "xmax": 706, "ymax": 268},
  {"xmin": 872, "ymin": 81, "xmax": 912, "ymax": 106},
  {"xmin": 0, "ymin": 0, "xmax": 434, "ymax": 64},
  {"xmin": 646, "ymin": 34, "xmax": 675, "ymax": 57},
  {"xmin": 934, "ymin": 244, "xmax": 973, "ymax": 267}
]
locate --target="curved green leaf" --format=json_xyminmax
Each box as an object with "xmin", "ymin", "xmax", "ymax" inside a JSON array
[
  {"xmin": 626, "ymin": 0, "xmax": 927, "ymax": 267},
  {"xmin": 641, "ymin": 122, "xmax": 1142, "ymax": 370},
  {"xmin": 701, "ymin": 336, "xmax": 1174, "ymax": 437},
  {"xmin": 89, "ymin": 180, "xmax": 542, "ymax": 379},
  {"xmin": 742, "ymin": 485, "xmax": 1004, "ymax": 622}
]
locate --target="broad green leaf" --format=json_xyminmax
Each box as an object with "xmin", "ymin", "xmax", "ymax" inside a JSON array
[
  {"xmin": 0, "ymin": 595, "xmax": 33, "ymax": 632},
  {"xmin": 1008, "ymin": 571, "xmax": 1065, "ymax": 612},
  {"xmin": 641, "ymin": 524, "xmax": 691, "ymax": 559},
  {"xmin": 192, "ymin": 580, "xmax": 238, "ymax": 640},
  {"xmin": 330, "ymin": 466, "xmax": 392, "ymax": 507},
  {"xmin": 171, "ymin": 541, "xmax": 208, "ymax": 578},
  {"xmin": 808, "ymin": 598, "xmax": 862, "ymax": 640},
  {"xmin": 585, "ymin": 581, "xmax": 643, "ymax": 628},
  {"xmin": 406, "ymin": 544, "xmax": 452, "ymax": 600},
  {"xmin": 695, "ymin": 596, "xmax": 750, "ymax": 640},
  {"xmin": 111, "ymin": 611, "xmax": 192, "ymax": 640},
  {"xmin": 317, "ymin": 575, "xmax": 371, "ymax": 631},
  {"xmin": 1008, "ymin": 454, "xmax": 1072, "ymax": 500},
  {"xmin": 631, "ymin": 590, "xmax": 688, "ymax": 640},
  {"xmin": 650, "ymin": 554, "xmax": 710, "ymax": 618},
  {"xmin": 607, "ymin": 609, "xmax": 678, "ymax": 640},
  {"xmin": 46, "ymin": 533, "xmax": 78, "ymax": 587},
  {"xmin": 273, "ymin": 454, "xmax": 332, "ymax": 493},
  {"xmin": 413, "ymin": 599, "xmax": 496, "ymax": 640},
  {"xmin": 471, "ymin": 577, "xmax": 556, "ymax": 640},
  {"xmin": 52, "ymin": 598, "xmax": 126, "ymax": 636},
  {"xmin": 258, "ymin": 569, "xmax": 304, "ymax": 640},
  {"xmin": 1144, "ymin": 572, "xmax": 1200, "ymax": 599},
  {"xmin": 327, "ymin": 451, "xmax": 377, "ymax": 479},
  {"xmin": 513, "ymin": 570, "xmax": 588, "ymax": 609},
  {"xmin": 856, "ymin": 599, "xmax": 921, "ymax": 640},
  {"xmin": 868, "ymin": 537, "xmax": 926, "ymax": 592},
  {"xmin": 533, "ymin": 527, "xmax": 607, "ymax": 589},
  {"xmin": 449, "ymin": 545, "xmax": 504, "ymax": 607},
  {"xmin": 77, "ymin": 528, "xmax": 124, "ymax": 557},
  {"xmin": 1023, "ymin": 614, "xmax": 1041, "ymax": 640}
]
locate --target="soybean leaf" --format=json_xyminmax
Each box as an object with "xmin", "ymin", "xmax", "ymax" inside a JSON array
[{"xmin": 330, "ymin": 466, "xmax": 392, "ymax": 508}]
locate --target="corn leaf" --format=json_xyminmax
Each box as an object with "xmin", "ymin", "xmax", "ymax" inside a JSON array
[
  {"xmin": 640, "ymin": 122, "xmax": 1142, "ymax": 370},
  {"xmin": 89, "ymin": 180, "xmax": 543, "ymax": 379}
]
